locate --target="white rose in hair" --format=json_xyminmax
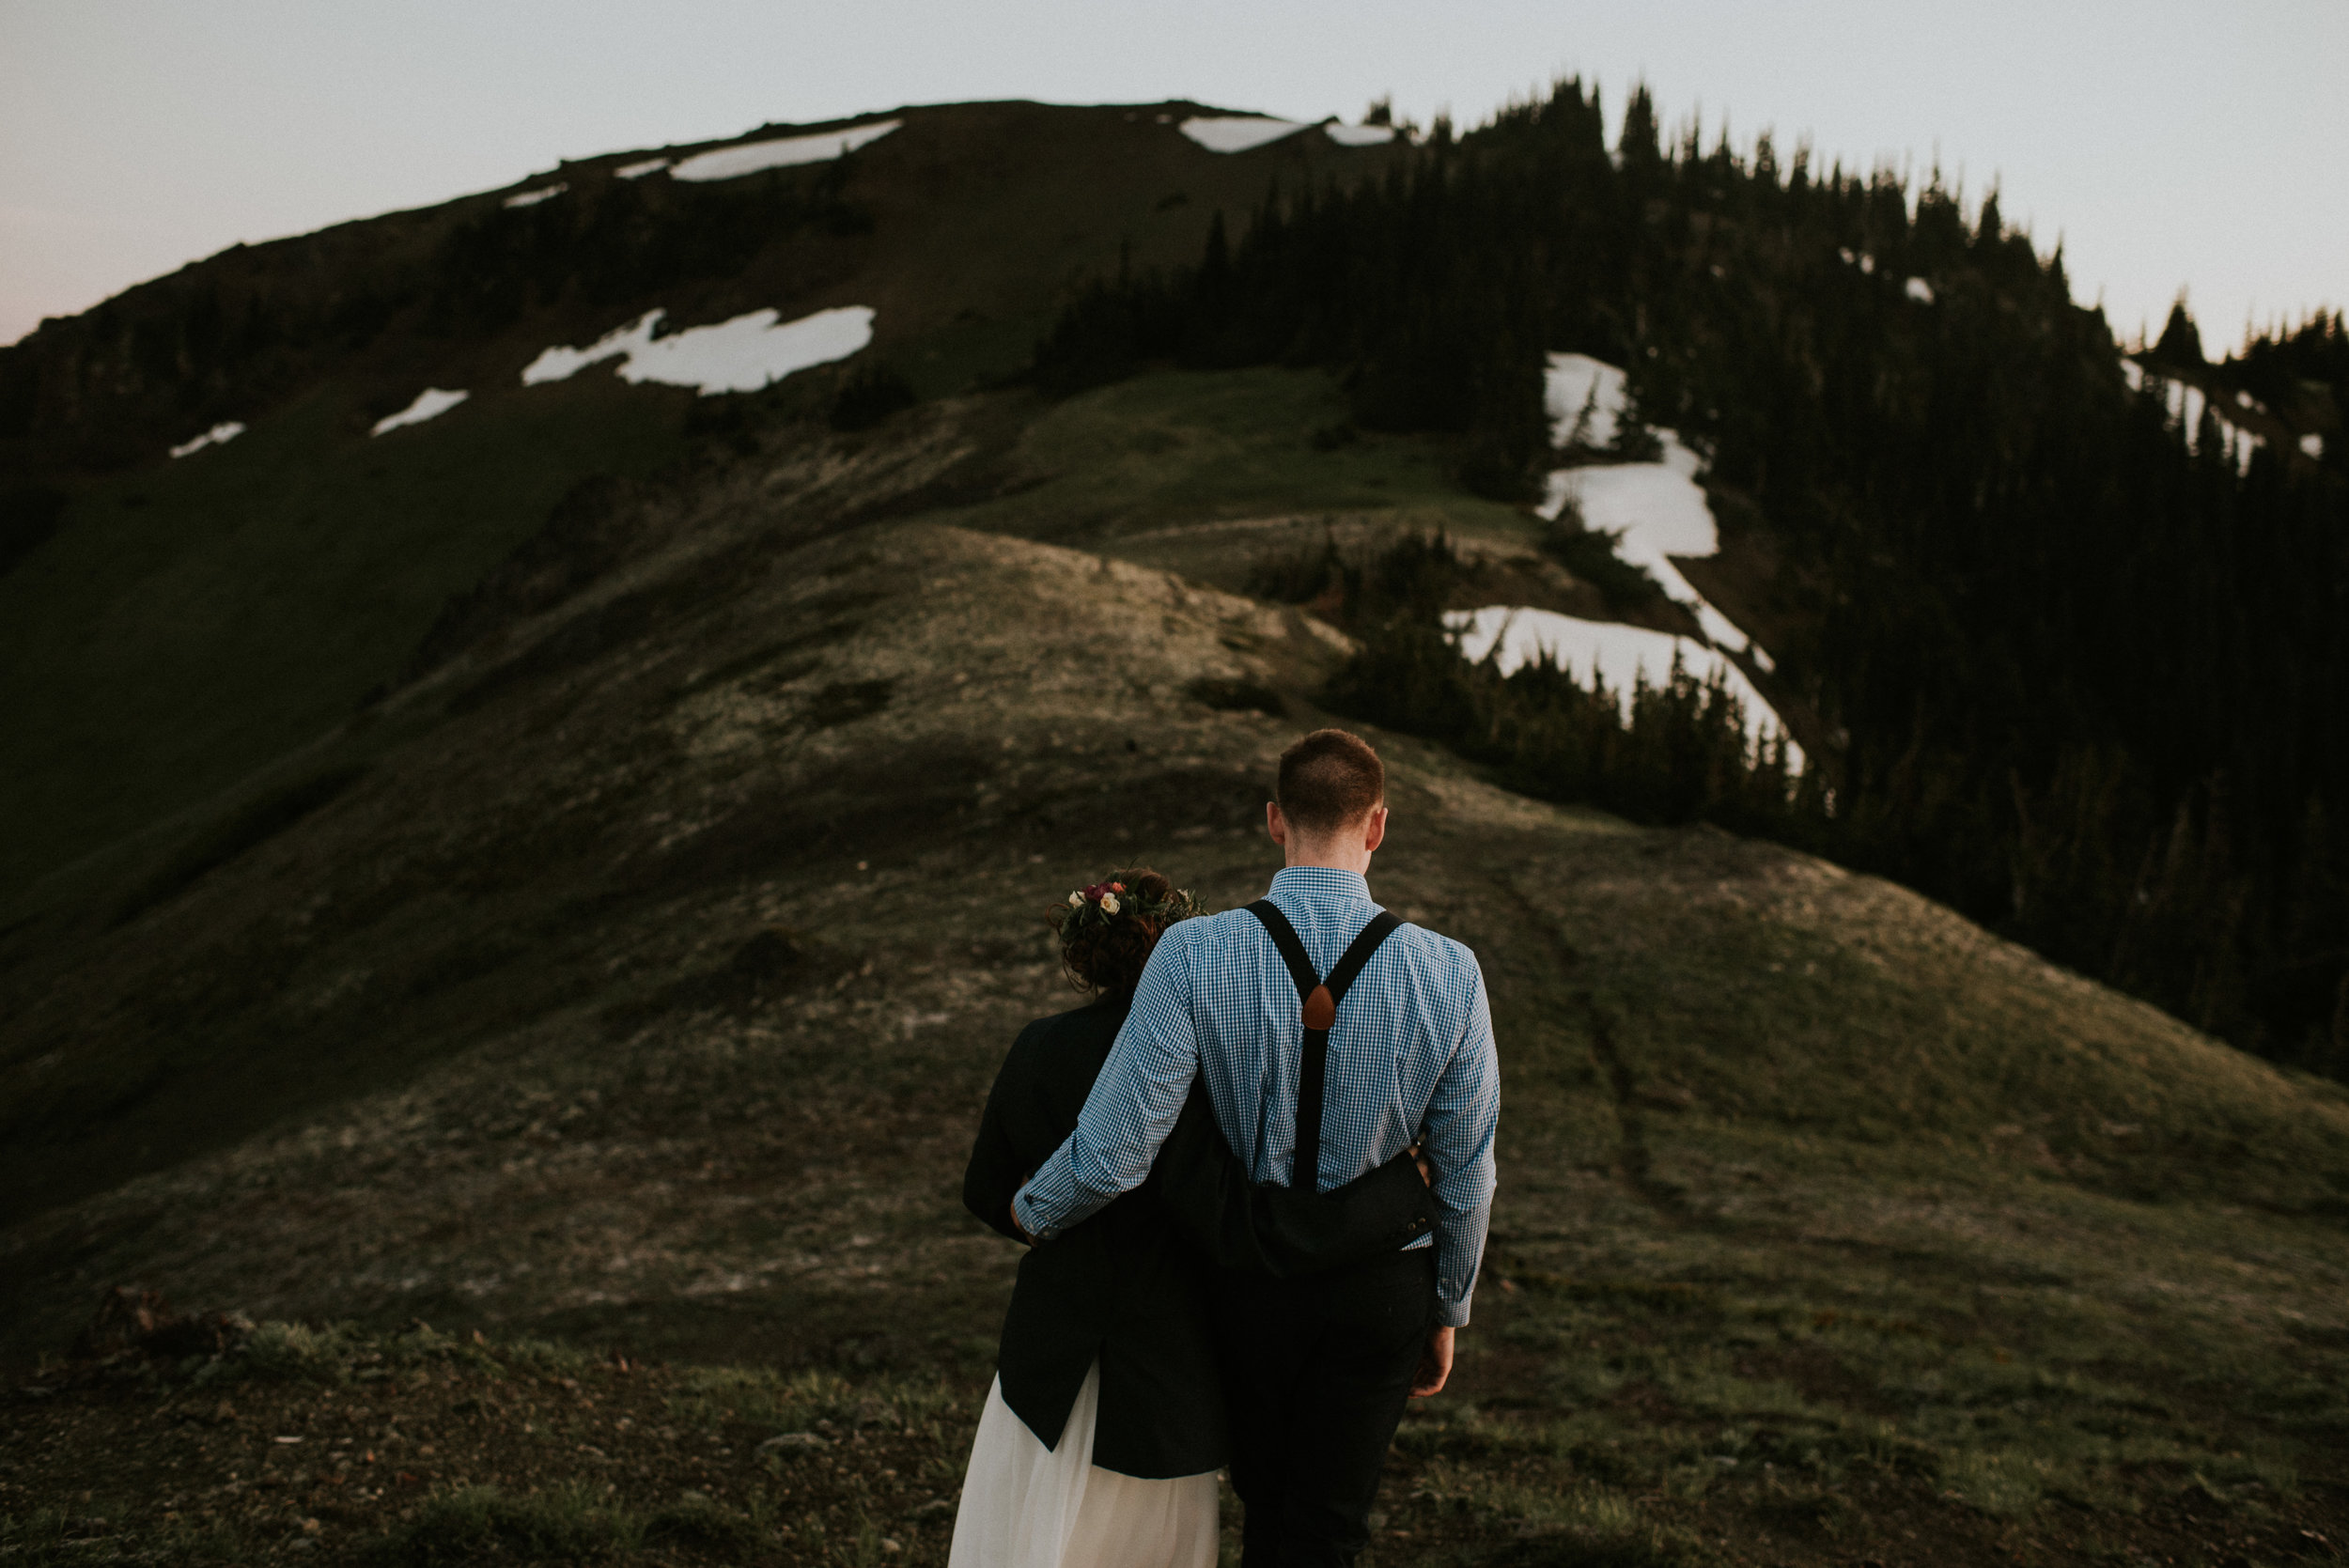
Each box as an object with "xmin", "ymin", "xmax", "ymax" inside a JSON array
[
  {"xmin": 1067, "ymin": 891, "xmax": 1083, "ymax": 907},
  {"xmin": 1100, "ymin": 894, "xmax": 1121, "ymax": 914}
]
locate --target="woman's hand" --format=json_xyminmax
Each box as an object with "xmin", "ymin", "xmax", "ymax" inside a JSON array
[{"xmin": 1408, "ymin": 1141, "xmax": 1433, "ymax": 1188}]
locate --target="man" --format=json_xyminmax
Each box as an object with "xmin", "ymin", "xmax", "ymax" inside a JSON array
[{"xmin": 1015, "ymin": 728, "xmax": 1500, "ymax": 1565}]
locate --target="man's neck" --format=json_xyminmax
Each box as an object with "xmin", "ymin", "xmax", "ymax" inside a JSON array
[
  {"xmin": 1283, "ymin": 850, "xmax": 1373, "ymax": 877},
  {"xmin": 1267, "ymin": 801, "xmax": 1385, "ymax": 876}
]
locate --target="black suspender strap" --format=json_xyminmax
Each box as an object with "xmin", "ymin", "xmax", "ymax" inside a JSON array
[
  {"xmin": 1244, "ymin": 901, "xmax": 1405, "ymax": 1193},
  {"xmin": 1248, "ymin": 900, "xmax": 1322, "ymax": 1015},
  {"xmin": 1325, "ymin": 911, "xmax": 1404, "ymax": 1008}
]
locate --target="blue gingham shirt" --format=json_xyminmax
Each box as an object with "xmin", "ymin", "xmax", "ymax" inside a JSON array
[{"xmin": 1014, "ymin": 866, "xmax": 1500, "ymax": 1327}]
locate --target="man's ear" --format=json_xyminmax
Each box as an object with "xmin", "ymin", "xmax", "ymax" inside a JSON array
[
  {"xmin": 1267, "ymin": 801, "xmax": 1288, "ymax": 846},
  {"xmin": 1363, "ymin": 803, "xmax": 1389, "ymax": 854}
]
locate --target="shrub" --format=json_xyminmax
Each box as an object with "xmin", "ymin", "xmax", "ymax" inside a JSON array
[
  {"xmin": 1538, "ymin": 505, "xmax": 1664, "ymax": 611},
  {"xmin": 828, "ymin": 365, "xmax": 919, "ymax": 431}
]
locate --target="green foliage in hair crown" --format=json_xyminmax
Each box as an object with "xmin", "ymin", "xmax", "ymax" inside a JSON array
[{"xmin": 1056, "ymin": 878, "xmax": 1206, "ymax": 941}]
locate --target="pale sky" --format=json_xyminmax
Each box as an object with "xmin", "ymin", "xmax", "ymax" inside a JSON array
[{"xmin": 3, "ymin": 0, "xmax": 2341, "ymax": 352}]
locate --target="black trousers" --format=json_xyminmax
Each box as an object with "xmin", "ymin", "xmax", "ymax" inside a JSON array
[{"xmin": 1209, "ymin": 1247, "xmax": 1438, "ymax": 1568}]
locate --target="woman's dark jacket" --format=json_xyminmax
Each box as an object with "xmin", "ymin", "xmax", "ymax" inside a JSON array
[{"xmin": 962, "ymin": 992, "xmax": 1434, "ymax": 1479}]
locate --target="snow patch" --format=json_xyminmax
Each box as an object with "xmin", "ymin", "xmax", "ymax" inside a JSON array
[
  {"xmin": 1695, "ymin": 601, "xmax": 1767, "ymax": 666},
  {"xmin": 1904, "ymin": 276, "xmax": 1935, "ymax": 304},
  {"xmin": 1546, "ymin": 459, "xmax": 1746, "ymax": 652},
  {"xmin": 504, "ymin": 183, "xmax": 566, "ymax": 210},
  {"xmin": 522, "ymin": 312, "xmax": 661, "ymax": 387},
  {"xmin": 1445, "ymin": 606, "xmax": 1801, "ymax": 768},
  {"xmin": 1323, "ymin": 121, "xmax": 1397, "ymax": 147},
  {"xmin": 618, "ymin": 307, "xmax": 872, "ymax": 394},
  {"xmin": 371, "ymin": 388, "xmax": 470, "ymax": 437},
  {"xmin": 2132, "ymin": 361, "xmax": 2305, "ymax": 468},
  {"xmin": 2302, "ymin": 432, "xmax": 2325, "ymax": 459},
  {"xmin": 615, "ymin": 158, "xmax": 671, "ymax": 180},
  {"xmin": 1538, "ymin": 353, "xmax": 1759, "ymax": 658},
  {"xmin": 168, "ymin": 421, "xmax": 244, "ymax": 459},
  {"xmin": 1548, "ymin": 463, "xmax": 1717, "ymax": 570},
  {"xmin": 1180, "ymin": 116, "xmax": 1310, "ymax": 154},
  {"xmin": 1545, "ymin": 353, "xmax": 1626, "ymax": 450},
  {"xmin": 521, "ymin": 305, "xmax": 874, "ymax": 396},
  {"xmin": 670, "ymin": 120, "xmax": 900, "ymax": 182},
  {"xmin": 2158, "ymin": 377, "xmax": 2209, "ymax": 438}
]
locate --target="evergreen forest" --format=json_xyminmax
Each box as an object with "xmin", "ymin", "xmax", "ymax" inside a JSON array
[{"xmin": 1035, "ymin": 80, "xmax": 2349, "ymax": 1076}]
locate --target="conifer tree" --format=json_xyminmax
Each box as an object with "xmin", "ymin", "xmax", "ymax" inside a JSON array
[{"xmin": 2155, "ymin": 294, "xmax": 2205, "ymax": 365}]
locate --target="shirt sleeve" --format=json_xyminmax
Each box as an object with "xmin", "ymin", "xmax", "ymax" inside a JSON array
[
  {"xmin": 1421, "ymin": 957, "xmax": 1500, "ymax": 1327},
  {"xmin": 1013, "ymin": 933, "xmax": 1205, "ymax": 1239}
]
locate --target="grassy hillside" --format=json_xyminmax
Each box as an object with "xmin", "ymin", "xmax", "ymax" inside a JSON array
[
  {"xmin": 0, "ymin": 100, "xmax": 1409, "ymax": 905},
  {"xmin": 2, "ymin": 95, "xmax": 2345, "ymax": 1566},
  {"xmin": 0, "ymin": 373, "xmax": 2344, "ymax": 1564}
]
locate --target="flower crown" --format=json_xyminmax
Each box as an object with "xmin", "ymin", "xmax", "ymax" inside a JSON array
[{"xmin": 1055, "ymin": 877, "xmax": 1206, "ymax": 940}]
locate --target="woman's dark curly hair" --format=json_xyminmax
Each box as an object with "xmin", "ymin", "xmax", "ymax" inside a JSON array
[{"xmin": 1053, "ymin": 867, "xmax": 1206, "ymax": 994}]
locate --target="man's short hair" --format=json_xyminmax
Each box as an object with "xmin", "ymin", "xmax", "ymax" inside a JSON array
[{"xmin": 1277, "ymin": 729, "xmax": 1385, "ymax": 835}]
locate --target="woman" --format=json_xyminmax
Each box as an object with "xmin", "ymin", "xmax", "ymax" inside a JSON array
[{"xmin": 952, "ymin": 870, "xmax": 1433, "ymax": 1568}]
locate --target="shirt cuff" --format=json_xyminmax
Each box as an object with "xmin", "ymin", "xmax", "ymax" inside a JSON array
[
  {"xmin": 1013, "ymin": 1150, "xmax": 1080, "ymax": 1241},
  {"xmin": 1434, "ymin": 1295, "xmax": 1473, "ymax": 1328}
]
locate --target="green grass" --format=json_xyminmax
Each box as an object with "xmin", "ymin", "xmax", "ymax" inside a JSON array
[
  {"xmin": 2, "ymin": 371, "xmax": 2344, "ymax": 1562},
  {"xmin": 13, "ymin": 1281, "xmax": 2342, "ymax": 1564},
  {"xmin": 0, "ymin": 371, "xmax": 690, "ymax": 901},
  {"xmin": 1405, "ymin": 1116, "xmax": 2349, "ymax": 1556},
  {"xmin": 942, "ymin": 366, "xmax": 1536, "ymax": 545},
  {"xmin": 1502, "ymin": 845, "xmax": 2349, "ymax": 1214}
]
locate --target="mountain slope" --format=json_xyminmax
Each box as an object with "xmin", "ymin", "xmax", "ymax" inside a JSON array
[
  {"xmin": 1, "ymin": 386, "xmax": 2343, "ymax": 1560},
  {"xmin": 0, "ymin": 100, "xmax": 1408, "ymax": 901},
  {"xmin": 2, "ymin": 97, "xmax": 2345, "ymax": 1565}
]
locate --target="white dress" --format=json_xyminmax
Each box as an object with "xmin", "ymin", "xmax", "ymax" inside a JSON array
[{"xmin": 947, "ymin": 1360, "xmax": 1220, "ymax": 1568}]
